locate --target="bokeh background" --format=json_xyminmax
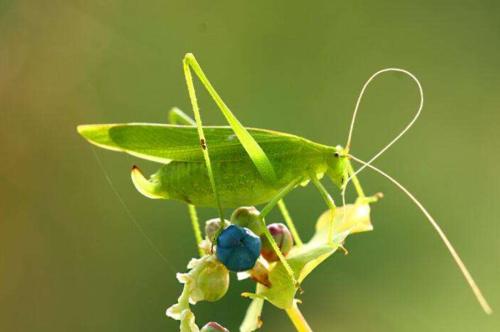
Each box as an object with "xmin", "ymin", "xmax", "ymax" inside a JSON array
[{"xmin": 1, "ymin": 1, "xmax": 499, "ymax": 331}]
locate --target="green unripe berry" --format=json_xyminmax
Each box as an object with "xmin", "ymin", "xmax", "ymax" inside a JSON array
[
  {"xmin": 231, "ymin": 206, "xmax": 264, "ymax": 236},
  {"xmin": 189, "ymin": 256, "xmax": 230, "ymax": 303},
  {"xmin": 261, "ymin": 223, "xmax": 294, "ymax": 262},
  {"xmin": 201, "ymin": 322, "xmax": 229, "ymax": 332}
]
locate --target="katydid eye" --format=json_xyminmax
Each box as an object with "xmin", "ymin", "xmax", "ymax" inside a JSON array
[{"xmin": 334, "ymin": 152, "xmax": 340, "ymax": 158}]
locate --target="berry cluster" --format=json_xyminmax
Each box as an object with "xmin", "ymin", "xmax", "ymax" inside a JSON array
[{"xmin": 167, "ymin": 205, "xmax": 295, "ymax": 331}]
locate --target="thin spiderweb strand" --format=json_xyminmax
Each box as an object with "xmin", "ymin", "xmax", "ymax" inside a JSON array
[{"xmin": 91, "ymin": 148, "xmax": 176, "ymax": 273}]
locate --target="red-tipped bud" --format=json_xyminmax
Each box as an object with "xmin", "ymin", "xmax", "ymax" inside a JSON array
[
  {"xmin": 201, "ymin": 321, "xmax": 229, "ymax": 332},
  {"xmin": 260, "ymin": 223, "xmax": 293, "ymax": 262}
]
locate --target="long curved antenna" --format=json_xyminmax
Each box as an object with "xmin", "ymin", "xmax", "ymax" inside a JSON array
[
  {"xmin": 345, "ymin": 68, "xmax": 424, "ymax": 167},
  {"xmin": 343, "ymin": 68, "xmax": 423, "ymax": 202},
  {"xmin": 344, "ymin": 68, "xmax": 424, "ymax": 190},
  {"xmin": 349, "ymin": 154, "xmax": 492, "ymax": 315}
]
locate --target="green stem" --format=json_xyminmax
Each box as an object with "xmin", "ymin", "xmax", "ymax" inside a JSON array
[
  {"xmin": 278, "ymin": 199, "xmax": 303, "ymax": 246},
  {"xmin": 286, "ymin": 301, "xmax": 313, "ymax": 332},
  {"xmin": 187, "ymin": 204, "xmax": 204, "ymax": 256}
]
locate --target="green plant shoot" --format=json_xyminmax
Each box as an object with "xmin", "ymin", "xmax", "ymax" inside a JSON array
[{"xmin": 77, "ymin": 54, "xmax": 492, "ymax": 330}]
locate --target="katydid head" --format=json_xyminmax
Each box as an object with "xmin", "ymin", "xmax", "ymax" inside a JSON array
[{"xmin": 326, "ymin": 145, "xmax": 349, "ymax": 188}]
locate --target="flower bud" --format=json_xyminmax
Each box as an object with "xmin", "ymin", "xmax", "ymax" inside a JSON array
[
  {"xmin": 231, "ymin": 206, "xmax": 264, "ymax": 236},
  {"xmin": 205, "ymin": 218, "xmax": 230, "ymax": 241},
  {"xmin": 201, "ymin": 322, "xmax": 229, "ymax": 332},
  {"xmin": 216, "ymin": 225, "xmax": 261, "ymax": 272},
  {"xmin": 260, "ymin": 223, "xmax": 294, "ymax": 262}
]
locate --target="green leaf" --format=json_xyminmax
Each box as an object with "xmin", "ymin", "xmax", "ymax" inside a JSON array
[
  {"xmin": 77, "ymin": 123, "xmax": 328, "ymax": 164},
  {"xmin": 240, "ymin": 297, "xmax": 264, "ymax": 332},
  {"xmin": 253, "ymin": 199, "xmax": 374, "ymax": 309}
]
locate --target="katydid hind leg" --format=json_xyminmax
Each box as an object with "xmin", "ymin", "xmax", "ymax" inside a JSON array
[
  {"xmin": 182, "ymin": 53, "xmax": 281, "ymax": 240},
  {"xmin": 182, "ymin": 53, "xmax": 276, "ymax": 184},
  {"xmin": 182, "ymin": 54, "xmax": 225, "ymax": 222},
  {"xmin": 168, "ymin": 107, "xmax": 196, "ymax": 126},
  {"xmin": 167, "ymin": 107, "xmax": 203, "ymax": 254}
]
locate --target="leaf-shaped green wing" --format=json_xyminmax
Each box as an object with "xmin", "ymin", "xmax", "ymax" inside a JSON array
[{"xmin": 77, "ymin": 123, "xmax": 326, "ymax": 164}]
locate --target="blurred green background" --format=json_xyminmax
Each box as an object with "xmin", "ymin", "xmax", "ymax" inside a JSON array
[{"xmin": 1, "ymin": 1, "xmax": 499, "ymax": 331}]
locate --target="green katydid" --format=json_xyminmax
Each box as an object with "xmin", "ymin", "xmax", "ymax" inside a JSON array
[{"xmin": 77, "ymin": 53, "xmax": 491, "ymax": 314}]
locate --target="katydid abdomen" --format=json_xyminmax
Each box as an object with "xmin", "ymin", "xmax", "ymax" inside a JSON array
[
  {"xmin": 77, "ymin": 123, "xmax": 347, "ymax": 207},
  {"xmin": 132, "ymin": 150, "xmax": 329, "ymax": 207}
]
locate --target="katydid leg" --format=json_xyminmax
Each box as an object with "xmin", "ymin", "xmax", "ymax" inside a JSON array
[
  {"xmin": 278, "ymin": 199, "xmax": 303, "ymax": 246},
  {"xmin": 188, "ymin": 204, "xmax": 204, "ymax": 256},
  {"xmin": 168, "ymin": 107, "xmax": 196, "ymax": 126},
  {"xmin": 259, "ymin": 177, "xmax": 304, "ymax": 286},
  {"xmin": 182, "ymin": 53, "xmax": 281, "ymax": 243},
  {"xmin": 167, "ymin": 108, "xmax": 203, "ymax": 255},
  {"xmin": 182, "ymin": 55, "xmax": 225, "ymax": 222},
  {"xmin": 310, "ymin": 176, "xmax": 337, "ymax": 244},
  {"xmin": 182, "ymin": 53, "xmax": 276, "ymax": 183}
]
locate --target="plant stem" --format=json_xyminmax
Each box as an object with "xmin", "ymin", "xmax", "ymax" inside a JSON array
[
  {"xmin": 278, "ymin": 199, "xmax": 303, "ymax": 246},
  {"xmin": 187, "ymin": 204, "xmax": 204, "ymax": 256},
  {"xmin": 286, "ymin": 301, "xmax": 312, "ymax": 332}
]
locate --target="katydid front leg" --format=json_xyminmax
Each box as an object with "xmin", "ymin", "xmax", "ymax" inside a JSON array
[{"xmin": 310, "ymin": 175, "xmax": 337, "ymax": 244}]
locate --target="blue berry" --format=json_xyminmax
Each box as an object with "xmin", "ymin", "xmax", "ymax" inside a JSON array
[{"xmin": 216, "ymin": 225, "xmax": 261, "ymax": 272}]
